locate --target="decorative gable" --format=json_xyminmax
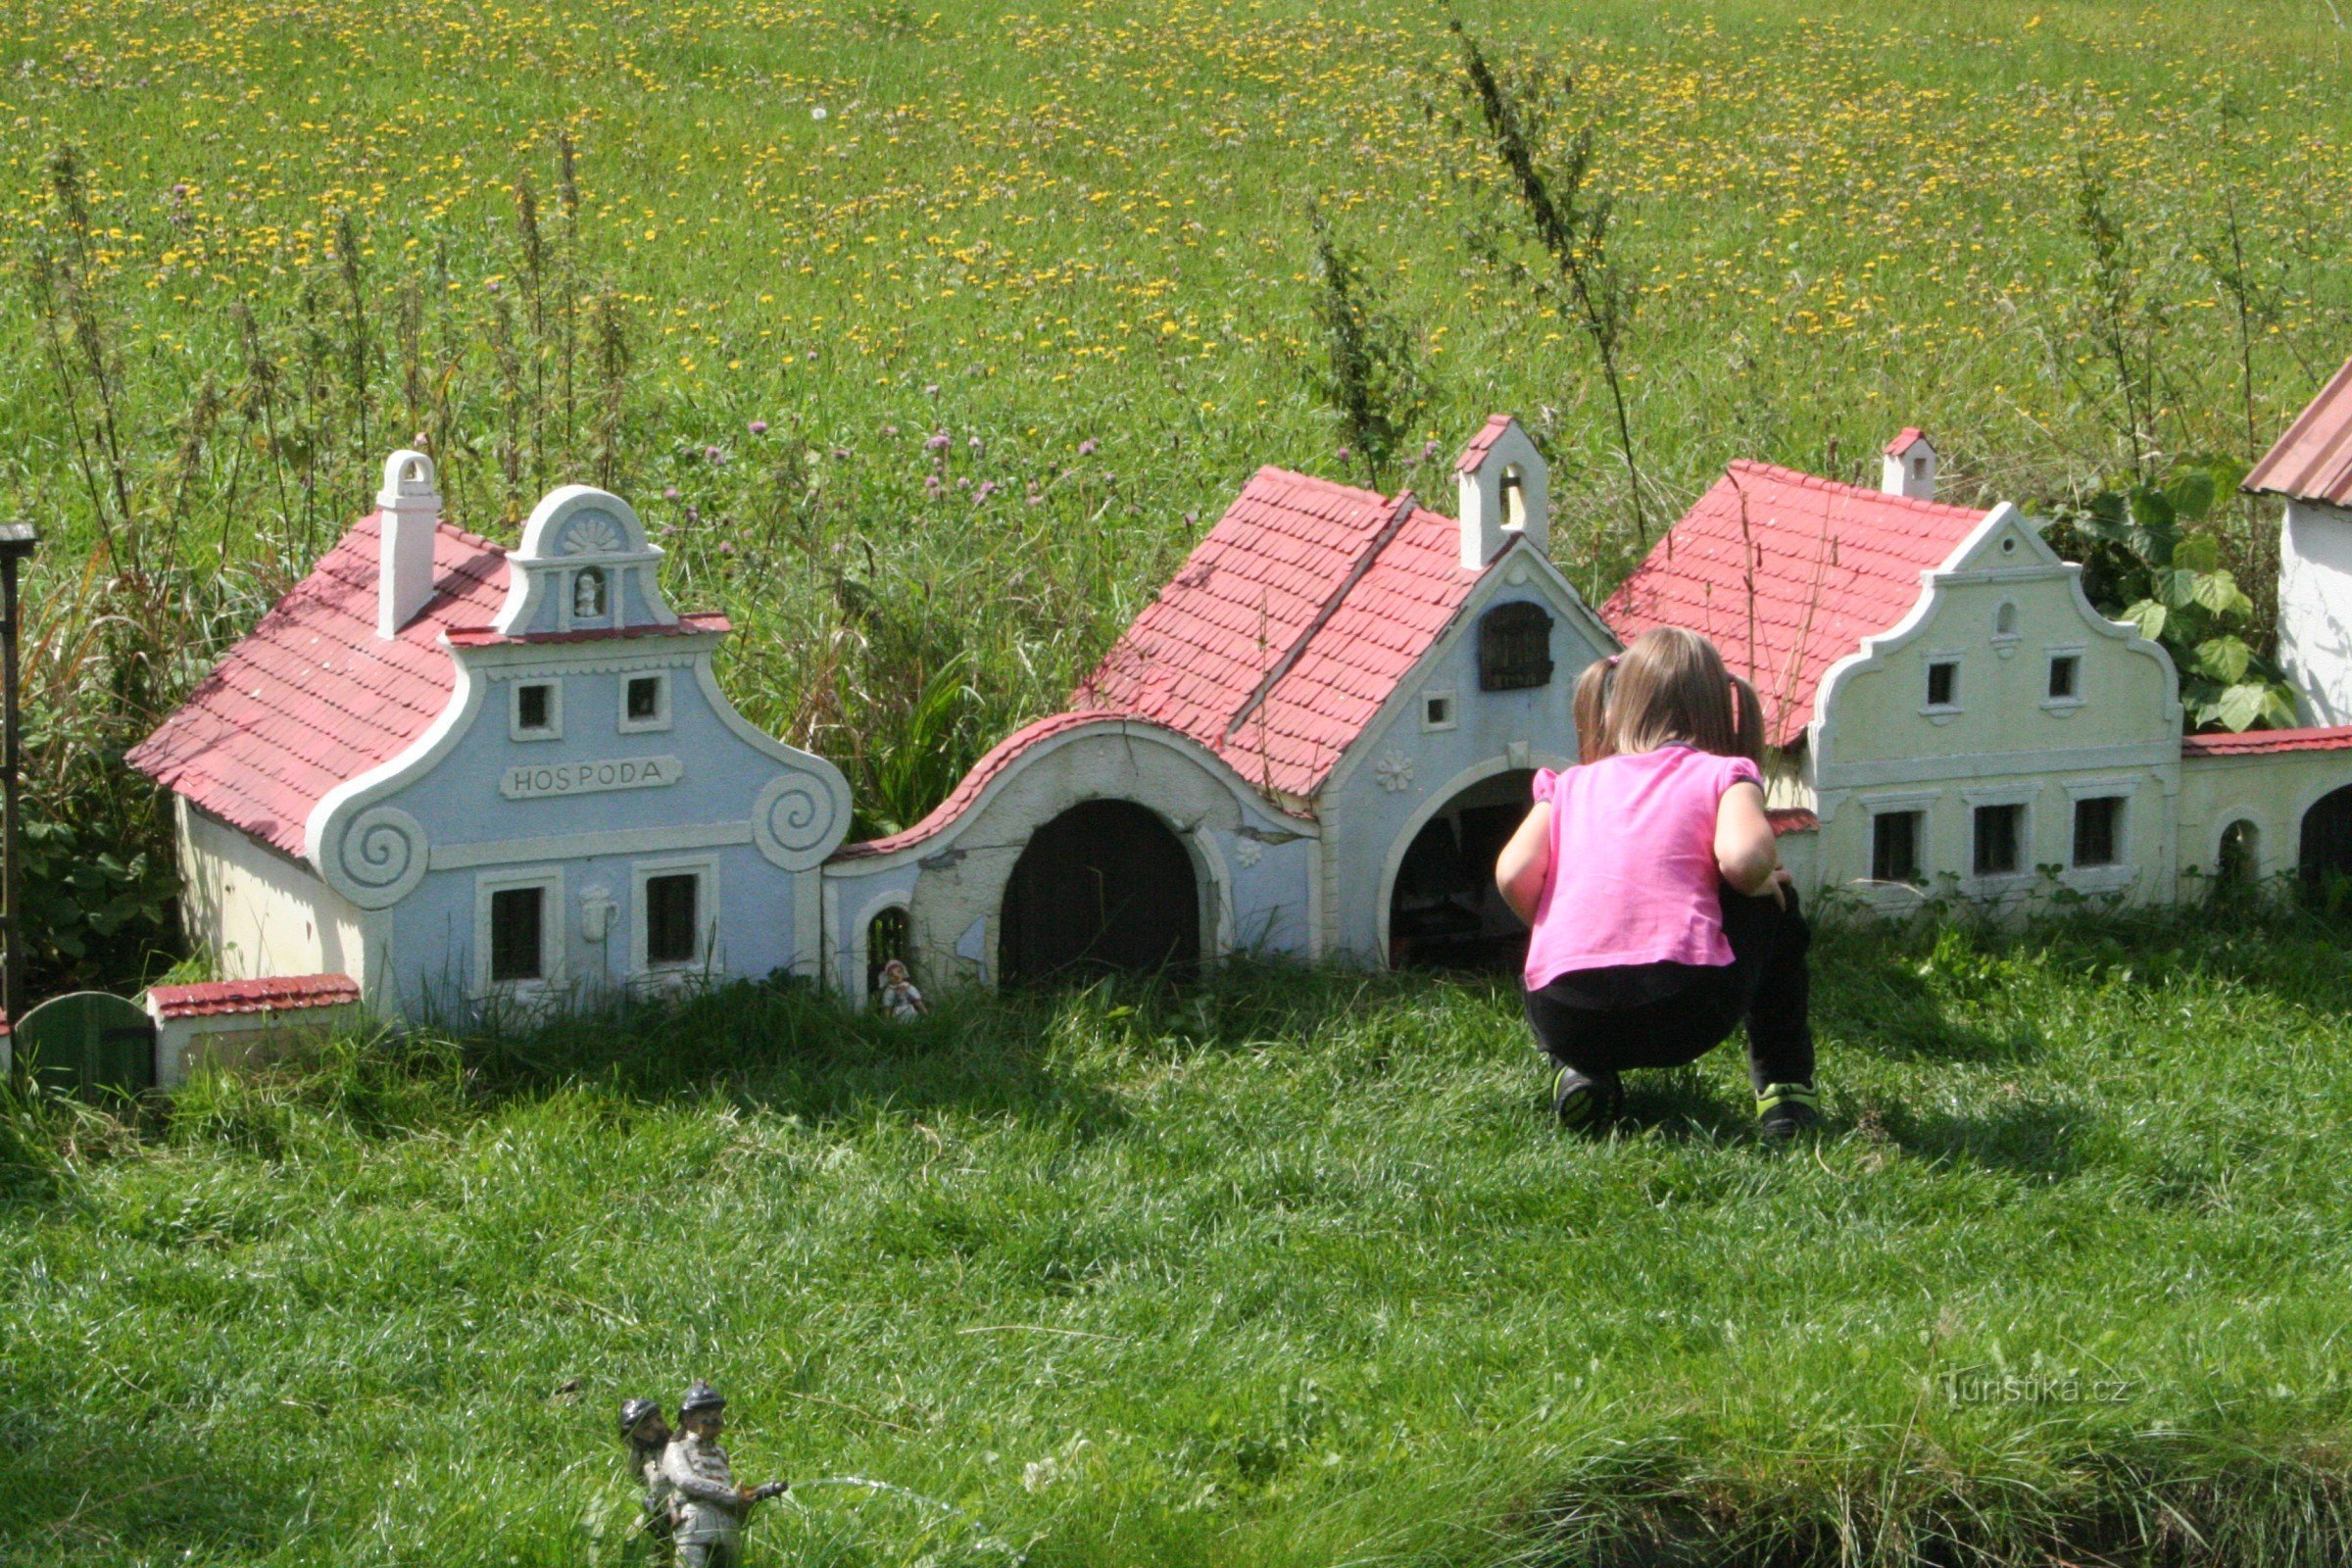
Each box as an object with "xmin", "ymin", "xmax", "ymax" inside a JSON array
[
  {"xmin": 1453, "ymin": 415, "xmax": 1549, "ymax": 569},
  {"xmin": 491, "ymin": 485, "xmax": 679, "ymax": 638}
]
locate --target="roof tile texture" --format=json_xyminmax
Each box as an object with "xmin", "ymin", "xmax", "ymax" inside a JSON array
[
  {"xmin": 1600, "ymin": 461, "xmax": 1987, "ymax": 748},
  {"xmin": 125, "ymin": 513, "xmax": 508, "ymax": 858},
  {"xmin": 1076, "ymin": 467, "xmax": 1484, "ymax": 799},
  {"xmin": 2180, "ymin": 723, "xmax": 2352, "ymax": 757},
  {"xmin": 2245, "ymin": 357, "xmax": 2352, "ymax": 507},
  {"xmin": 146, "ymin": 973, "xmax": 362, "ymax": 1019}
]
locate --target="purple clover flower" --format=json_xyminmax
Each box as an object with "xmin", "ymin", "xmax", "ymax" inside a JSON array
[
  {"xmin": 662, "ymin": 486, "xmax": 680, "ymax": 501},
  {"xmin": 1077, "ymin": 438, "xmax": 1098, "ymax": 457},
  {"xmin": 705, "ymin": 445, "xmax": 726, "ymax": 465},
  {"xmin": 749, "ymin": 419, "xmax": 769, "ymax": 435},
  {"xmin": 925, "ymin": 430, "xmax": 951, "ymax": 453}
]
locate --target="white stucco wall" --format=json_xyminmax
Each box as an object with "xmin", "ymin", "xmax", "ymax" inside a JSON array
[
  {"xmin": 2277, "ymin": 498, "xmax": 2352, "ymax": 724},
  {"xmin": 823, "ymin": 719, "xmax": 1316, "ymax": 994},
  {"xmin": 178, "ymin": 800, "xmax": 383, "ymax": 988},
  {"xmin": 1809, "ymin": 506, "xmax": 2183, "ymax": 913},
  {"xmin": 1319, "ymin": 549, "xmax": 1615, "ymax": 964},
  {"xmin": 2178, "ymin": 748, "xmax": 2352, "ymax": 888}
]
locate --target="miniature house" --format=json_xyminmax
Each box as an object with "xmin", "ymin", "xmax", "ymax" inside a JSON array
[
  {"xmin": 817, "ymin": 414, "xmax": 1621, "ymax": 990},
  {"xmin": 128, "ymin": 452, "xmax": 852, "ymax": 1016},
  {"xmin": 1609, "ymin": 407, "xmax": 2352, "ymax": 909}
]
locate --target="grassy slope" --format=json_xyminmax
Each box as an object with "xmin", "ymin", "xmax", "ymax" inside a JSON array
[{"xmin": 4, "ymin": 908, "xmax": 2351, "ymax": 1566}]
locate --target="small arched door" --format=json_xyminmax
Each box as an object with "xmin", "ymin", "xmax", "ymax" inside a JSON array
[
  {"xmin": 2301, "ymin": 785, "xmax": 2352, "ymax": 894},
  {"xmin": 1000, "ymin": 800, "xmax": 1200, "ymax": 985}
]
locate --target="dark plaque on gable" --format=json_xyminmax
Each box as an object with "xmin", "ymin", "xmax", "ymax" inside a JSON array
[{"xmin": 1478, "ymin": 601, "xmax": 1554, "ymax": 692}]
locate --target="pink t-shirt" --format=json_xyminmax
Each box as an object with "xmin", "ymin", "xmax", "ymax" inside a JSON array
[{"xmin": 1522, "ymin": 744, "xmax": 1763, "ymax": 992}]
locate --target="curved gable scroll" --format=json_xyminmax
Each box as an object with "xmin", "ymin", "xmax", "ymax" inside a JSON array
[{"xmin": 493, "ymin": 485, "xmax": 681, "ymax": 638}]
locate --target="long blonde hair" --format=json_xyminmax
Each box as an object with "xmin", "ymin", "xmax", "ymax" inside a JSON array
[{"xmin": 1572, "ymin": 627, "xmax": 1765, "ymax": 766}]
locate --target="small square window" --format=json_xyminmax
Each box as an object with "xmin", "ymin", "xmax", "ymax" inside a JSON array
[
  {"xmin": 627, "ymin": 676, "xmax": 662, "ymax": 721},
  {"xmin": 1973, "ymin": 804, "xmax": 2023, "ymax": 877},
  {"xmin": 516, "ymin": 683, "xmax": 554, "ymax": 732},
  {"xmin": 489, "ymin": 887, "xmax": 545, "ymax": 982},
  {"xmin": 644, "ymin": 872, "xmax": 700, "ymax": 966},
  {"xmin": 2047, "ymin": 655, "xmax": 2080, "ymax": 701},
  {"xmin": 1872, "ymin": 809, "xmax": 1924, "ymax": 886},
  {"xmin": 1926, "ymin": 661, "xmax": 1959, "ymax": 709},
  {"xmin": 2074, "ymin": 796, "xmax": 2123, "ymax": 867},
  {"xmin": 1422, "ymin": 692, "xmax": 1455, "ymax": 731}
]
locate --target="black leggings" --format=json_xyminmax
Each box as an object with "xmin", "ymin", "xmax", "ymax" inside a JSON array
[{"xmin": 1522, "ymin": 885, "xmax": 1814, "ymax": 1095}]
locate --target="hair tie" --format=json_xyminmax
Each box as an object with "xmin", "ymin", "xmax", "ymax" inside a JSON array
[{"xmin": 1605, "ymin": 654, "xmax": 1620, "ymax": 669}]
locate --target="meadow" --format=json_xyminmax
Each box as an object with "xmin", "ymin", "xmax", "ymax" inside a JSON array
[
  {"xmin": 7, "ymin": 1, "xmax": 2352, "ymax": 1563},
  {"xmin": 5, "ymin": 908, "xmax": 2352, "ymax": 1566},
  {"xmin": 6, "ymin": 0, "xmax": 2352, "ymax": 983}
]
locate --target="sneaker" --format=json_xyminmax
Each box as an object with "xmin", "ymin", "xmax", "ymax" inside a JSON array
[
  {"xmin": 1552, "ymin": 1065, "xmax": 1623, "ymax": 1130},
  {"xmin": 1756, "ymin": 1082, "xmax": 1822, "ymax": 1141}
]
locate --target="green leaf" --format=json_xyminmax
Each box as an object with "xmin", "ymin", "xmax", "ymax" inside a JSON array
[
  {"xmin": 2170, "ymin": 531, "xmax": 2222, "ymax": 572},
  {"xmin": 2213, "ymin": 682, "xmax": 2270, "ymax": 732},
  {"xmin": 2194, "ymin": 636, "xmax": 2252, "ymax": 684},
  {"xmin": 2265, "ymin": 687, "xmax": 2303, "ymax": 728},
  {"xmin": 2192, "ymin": 568, "xmax": 2251, "ymax": 617},
  {"xmin": 2157, "ymin": 568, "xmax": 2201, "ymax": 610},
  {"xmin": 2122, "ymin": 599, "xmax": 2167, "ymax": 642},
  {"xmin": 2164, "ymin": 466, "xmax": 2218, "ymax": 523}
]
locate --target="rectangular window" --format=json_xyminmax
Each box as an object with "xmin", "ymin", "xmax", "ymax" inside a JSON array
[
  {"xmin": 2047, "ymin": 655, "xmax": 2080, "ymax": 701},
  {"xmin": 1926, "ymin": 660, "xmax": 1959, "ymax": 709},
  {"xmin": 515, "ymin": 683, "xmax": 553, "ymax": 732},
  {"xmin": 489, "ymin": 887, "xmax": 545, "ymax": 982},
  {"xmin": 1872, "ymin": 809, "xmax": 1924, "ymax": 886},
  {"xmin": 1973, "ymin": 803, "xmax": 2023, "ymax": 876},
  {"xmin": 626, "ymin": 675, "xmax": 662, "ymax": 722},
  {"xmin": 644, "ymin": 872, "xmax": 700, "ymax": 966},
  {"xmin": 2073, "ymin": 796, "xmax": 2123, "ymax": 867}
]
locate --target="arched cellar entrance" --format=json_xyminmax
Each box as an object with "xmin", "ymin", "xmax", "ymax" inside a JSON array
[
  {"xmin": 1000, "ymin": 799, "xmax": 1201, "ymax": 986},
  {"xmin": 1388, "ymin": 768, "xmax": 1536, "ymax": 972},
  {"xmin": 2300, "ymin": 785, "xmax": 2352, "ymax": 900}
]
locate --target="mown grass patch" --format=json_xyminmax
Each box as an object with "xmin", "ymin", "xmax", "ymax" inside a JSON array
[{"xmin": 3, "ymin": 906, "xmax": 2349, "ymax": 1566}]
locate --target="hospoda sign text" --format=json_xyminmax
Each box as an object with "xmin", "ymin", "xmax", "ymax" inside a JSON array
[{"xmin": 501, "ymin": 755, "xmax": 683, "ymax": 801}]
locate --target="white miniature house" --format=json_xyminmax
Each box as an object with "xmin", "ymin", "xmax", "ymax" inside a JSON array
[
  {"xmin": 131, "ymin": 375, "xmax": 2352, "ymax": 1030},
  {"xmin": 129, "ymin": 452, "xmax": 851, "ymax": 1017}
]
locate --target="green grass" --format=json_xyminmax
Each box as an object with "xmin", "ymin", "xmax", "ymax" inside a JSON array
[{"xmin": 5, "ymin": 907, "xmax": 2351, "ymax": 1566}]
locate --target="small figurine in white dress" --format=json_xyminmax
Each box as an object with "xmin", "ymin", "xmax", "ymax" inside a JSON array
[{"xmin": 877, "ymin": 958, "xmax": 926, "ymax": 1021}]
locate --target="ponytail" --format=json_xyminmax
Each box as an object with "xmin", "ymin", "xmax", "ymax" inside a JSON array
[{"xmin": 1574, "ymin": 655, "xmax": 1618, "ymax": 764}]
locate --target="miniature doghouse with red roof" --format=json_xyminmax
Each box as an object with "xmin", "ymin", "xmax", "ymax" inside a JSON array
[
  {"xmin": 816, "ymin": 415, "xmax": 1620, "ymax": 988},
  {"xmin": 1603, "ymin": 403, "xmax": 2352, "ymax": 909},
  {"xmin": 129, "ymin": 452, "xmax": 852, "ymax": 1016}
]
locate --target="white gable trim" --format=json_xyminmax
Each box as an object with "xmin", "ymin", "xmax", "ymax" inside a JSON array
[
  {"xmin": 1319, "ymin": 540, "xmax": 1618, "ymax": 803},
  {"xmin": 1810, "ymin": 503, "xmax": 2182, "ymax": 784}
]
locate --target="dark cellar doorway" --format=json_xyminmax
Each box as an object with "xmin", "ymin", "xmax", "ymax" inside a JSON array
[
  {"xmin": 1388, "ymin": 768, "xmax": 1536, "ymax": 972},
  {"xmin": 1000, "ymin": 799, "xmax": 1201, "ymax": 986},
  {"xmin": 2301, "ymin": 784, "xmax": 2352, "ymax": 901}
]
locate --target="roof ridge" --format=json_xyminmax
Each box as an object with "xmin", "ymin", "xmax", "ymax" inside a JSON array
[
  {"xmin": 1221, "ymin": 490, "xmax": 1423, "ymax": 745},
  {"xmin": 1724, "ymin": 458, "xmax": 1987, "ymax": 519}
]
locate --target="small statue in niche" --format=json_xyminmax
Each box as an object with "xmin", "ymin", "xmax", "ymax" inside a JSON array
[
  {"xmin": 876, "ymin": 957, "xmax": 926, "ymax": 1021},
  {"xmin": 619, "ymin": 1396, "xmax": 676, "ymax": 1547},
  {"xmin": 575, "ymin": 565, "xmax": 609, "ymax": 619},
  {"xmin": 660, "ymin": 1380, "xmax": 788, "ymax": 1567}
]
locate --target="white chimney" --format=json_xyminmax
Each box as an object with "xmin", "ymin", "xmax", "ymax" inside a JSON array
[
  {"xmin": 1882, "ymin": 427, "xmax": 1937, "ymax": 502},
  {"xmin": 1454, "ymin": 415, "xmax": 1549, "ymax": 570},
  {"xmin": 375, "ymin": 449, "xmax": 442, "ymax": 638}
]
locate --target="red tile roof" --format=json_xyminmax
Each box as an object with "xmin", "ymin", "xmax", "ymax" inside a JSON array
[
  {"xmin": 126, "ymin": 513, "xmax": 509, "ymax": 858},
  {"xmin": 1454, "ymin": 413, "xmax": 1515, "ymax": 472},
  {"xmin": 1074, "ymin": 467, "xmax": 1489, "ymax": 799},
  {"xmin": 2245, "ymin": 358, "xmax": 2352, "ymax": 507},
  {"xmin": 1884, "ymin": 427, "xmax": 1929, "ymax": 456},
  {"xmin": 2180, "ymin": 723, "xmax": 2352, "ymax": 758},
  {"xmin": 1600, "ymin": 461, "xmax": 1989, "ymax": 749},
  {"xmin": 1768, "ymin": 808, "xmax": 1819, "ymax": 835},
  {"xmin": 146, "ymin": 973, "xmax": 361, "ymax": 1020},
  {"xmin": 829, "ymin": 711, "xmax": 1227, "ymax": 859}
]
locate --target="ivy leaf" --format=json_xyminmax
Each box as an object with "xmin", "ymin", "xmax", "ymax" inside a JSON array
[
  {"xmin": 2194, "ymin": 635, "xmax": 2252, "ymax": 684},
  {"xmin": 2122, "ymin": 599, "xmax": 2167, "ymax": 642},
  {"xmin": 2170, "ymin": 531, "xmax": 2222, "ymax": 573},
  {"xmin": 2212, "ymin": 681, "xmax": 2271, "ymax": 732}
]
